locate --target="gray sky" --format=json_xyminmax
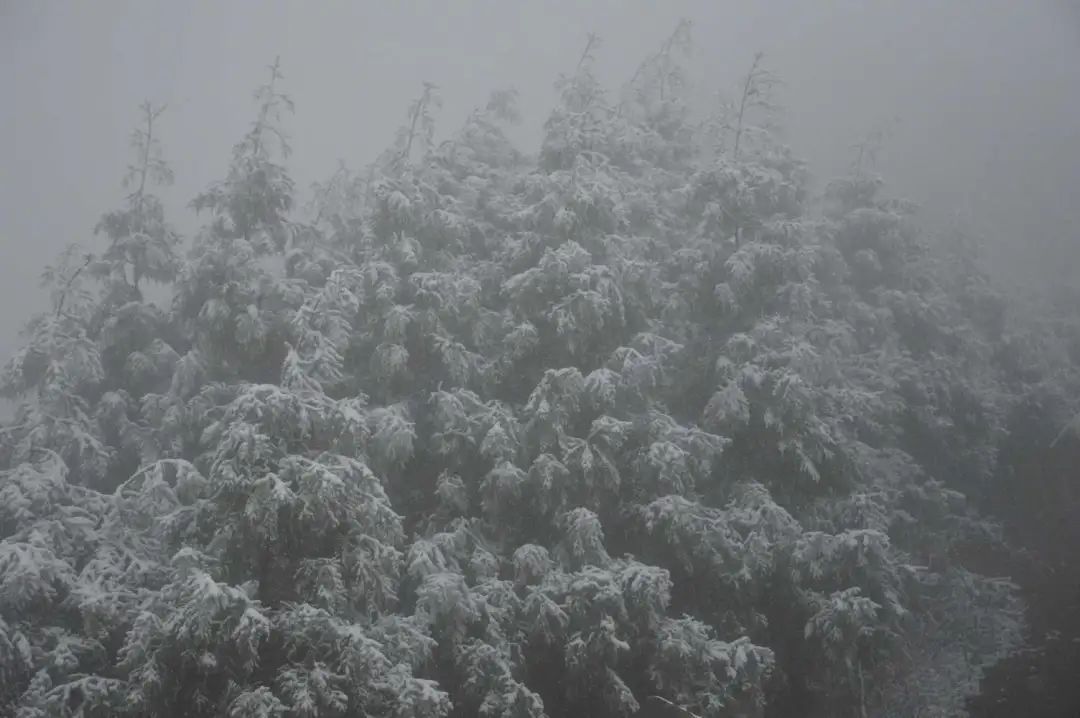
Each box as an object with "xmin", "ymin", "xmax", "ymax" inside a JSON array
[{"xmin": 2, "ymin": 0, "xmax": 1079, "ymax": 378}]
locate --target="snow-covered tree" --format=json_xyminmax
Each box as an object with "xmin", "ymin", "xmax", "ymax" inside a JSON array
[{"xmin": 3, "ymin": 26, "xmax": 1074, "ymax": 718}]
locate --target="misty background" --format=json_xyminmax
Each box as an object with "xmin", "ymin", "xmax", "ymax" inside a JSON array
[{"xmin": 2, "ymin": 0, "xmax": 1078, "ymax": 404}]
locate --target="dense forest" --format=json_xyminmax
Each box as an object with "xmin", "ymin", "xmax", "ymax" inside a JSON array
[{"xmin": 2, "ymin": 25, "xmax": 1079, "ymax": 717}]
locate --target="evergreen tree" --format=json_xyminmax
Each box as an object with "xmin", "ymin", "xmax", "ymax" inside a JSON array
[{"xmin": 2, "ymin": 28, "xmax": 1077, "ymax": 718}]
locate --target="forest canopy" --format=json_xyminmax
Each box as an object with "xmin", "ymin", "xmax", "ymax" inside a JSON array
[{"xmin": 2, "ymin": 24, "xmax": 1079, "ymax": 718}]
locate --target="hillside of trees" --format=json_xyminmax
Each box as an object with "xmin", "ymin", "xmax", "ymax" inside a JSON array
[{"xmin": 2, "ymin": 26, "xmax": 1078, "ymax": 717}]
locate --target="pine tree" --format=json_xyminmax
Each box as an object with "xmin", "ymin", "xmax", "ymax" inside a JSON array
[{"xmin": 2, "ymin": 30, "xmax": 1074, "ymax": 717}]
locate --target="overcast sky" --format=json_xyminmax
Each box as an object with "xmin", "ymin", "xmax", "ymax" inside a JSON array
[{"xmin": 2, "ymin": 0, "xmax": 1079, "ymax": 380}]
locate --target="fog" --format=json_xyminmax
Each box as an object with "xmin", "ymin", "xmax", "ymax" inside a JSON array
[
  {"xmin": 1, "ymin": 0, "xmax": 1078, "ymax": 380},
  {"xmin": 4, "ymin": 3, "xmax": 1080, "ymax": 714}
]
